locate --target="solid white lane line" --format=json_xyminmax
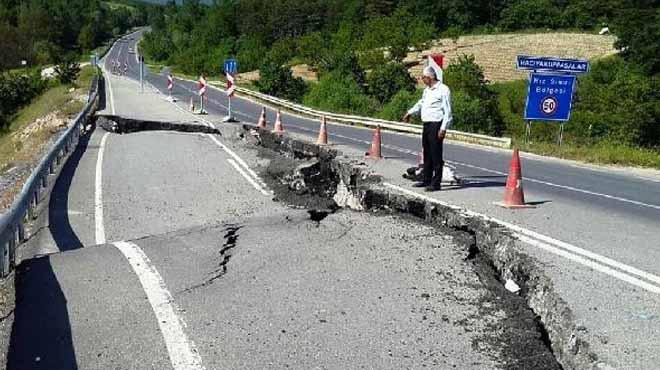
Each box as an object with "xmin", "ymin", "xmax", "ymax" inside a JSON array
[
  {"xmin": 206, "ymin": 134, "xmax": 269, "ymax": 189},
  {"xmin": 95, "ymin": 132, "xmax": 109, "ymax": 245},
  {"xmin": 113, "ymin": 241, "xmax": 205, "ymax": 370},
  {"xmin": 518, "ymin": 234, "xmax": 660, "ymax": 294},
  {"xmin": 104, "ymin": 70, "xmax": 116, "ymax": 115},
  {"xmin": 227, "ymin": 158, "xmax": 270, "ymax": 195},
  {"xmin": 383, "ymin": 182, "xmax": 660, "ymax": 294}
]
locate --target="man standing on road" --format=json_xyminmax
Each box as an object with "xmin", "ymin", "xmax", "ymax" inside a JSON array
[{"xmin": 403, "ymin": 62, "xmax": 453, "ymax": 192}]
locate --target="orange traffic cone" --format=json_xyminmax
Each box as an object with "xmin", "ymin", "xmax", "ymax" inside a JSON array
[
  {"xmin": 272, "ymin": 110, "xmax": 285, "ymax": 134},
  {"xmin": 316, "ymin": 116, "xmax": 328, "ymax": 145},
  {"xmin": 257, "ymin": 107, "xmax": 267, "ymax": 129},
  {"xmin": 496, "ymin": 148, "xmax": 535, "ymax": 208},
  {"xmin": 189, "ymin": 96, "xmax": 195, "ymax": 112},
  {"xmin": 366, "ymin": 126, "xmax": 382, "ymax": 159}
]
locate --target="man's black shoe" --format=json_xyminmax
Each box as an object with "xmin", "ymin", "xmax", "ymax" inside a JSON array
[
  {"xmin": 412, "ymin": 182, "xmax": 429, "ymax": 188},
  {"xmin": 424, "ymin": 185, "xmax": 441, "ymax": 192}
]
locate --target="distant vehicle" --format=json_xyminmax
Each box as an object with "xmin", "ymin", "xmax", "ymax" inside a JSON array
[{"xmin": 128, "ymin": 48, "xmax": 134, "ymax": 54}]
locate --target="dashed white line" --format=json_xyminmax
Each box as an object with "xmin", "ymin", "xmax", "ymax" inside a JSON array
[
  {"xmin": 113, "ymin": 241, "xmax": 206, "ymax": 370},
  {"xmin": 95, "ymin": 132, "xmax": 109, "ymax": 245},
  {"xmin": 383, "ymin": 182, "xmax": 660, "ymax": 295}
]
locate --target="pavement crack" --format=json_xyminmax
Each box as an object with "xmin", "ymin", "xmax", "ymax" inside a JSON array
[{"xmin": 179, "ymin": 224, "xmax": 242, "ymax": 294}]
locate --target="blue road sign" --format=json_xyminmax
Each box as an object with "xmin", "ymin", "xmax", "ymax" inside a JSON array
[
  {"xmin": 224, "ymin": 59, "xmax": 238, "ymax": 75},
  {"xmin": 524, "ymin": 73, "xmax": 576, "ymax": 122},
  {"xmin": 517, "ymin": 55, "xmax": 589, "ymax": 74}
]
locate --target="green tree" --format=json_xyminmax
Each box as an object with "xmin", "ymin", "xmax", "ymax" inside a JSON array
[
  {"xmin": 498, "ymin": 0, "xmax": 562, "ymax": 30},
  {"xmin": 256, "ymin": 58, "xmax": 308, "ymax": 102},
  {"xmin": 612, "ymin": 4, "xmax": 660, "ymax": 75},
  {"xmin": 366, "ymin": 62, "xmax": 415, "ymax": 104},
  {"xmin": 303, "ymin": 71, "xmax": 377, "ymax": 115},
  {"xmin": 445, "ymin": 55, "xmax": 504, "ymax": 135}
]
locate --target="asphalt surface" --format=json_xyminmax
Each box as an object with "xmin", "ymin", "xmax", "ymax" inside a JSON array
[
  {"xmin": 109, "ymin": 29, "xmax": 660, "ymax": 368},
  {"xmin": 3, "ymin": 29, "xmax": 659, "ymax": 370},
  {"xmin": 1, "ymin": 30, "xmax": 562, "ymax": 370}
]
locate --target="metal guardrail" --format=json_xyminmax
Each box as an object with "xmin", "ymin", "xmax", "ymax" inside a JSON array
[
  {"xmin": 0, "ymin": 74, "xmax": 102, "ymax": 277},
  {"xmin": 226, "ymin": 85, "xmax": 512, "ymax": 149}
]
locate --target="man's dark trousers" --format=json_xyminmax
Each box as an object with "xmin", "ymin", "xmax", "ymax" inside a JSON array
[{"xmin": 422, "ymin": 121, "xmax": 444, "ymax": 189}]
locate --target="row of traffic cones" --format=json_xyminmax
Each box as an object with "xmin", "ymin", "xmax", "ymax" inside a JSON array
[
  {"xmin": 253, "ymin": 107, "xmax": 530, "ymax": 208},
  {"xmin": 256, "ymin": 106, "xmax": 328, "ymax": 144}
]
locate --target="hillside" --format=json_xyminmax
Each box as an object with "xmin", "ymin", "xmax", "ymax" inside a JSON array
[{"xmin": 406, "ymin": 33, "xmax": 618, "ymax": 82}]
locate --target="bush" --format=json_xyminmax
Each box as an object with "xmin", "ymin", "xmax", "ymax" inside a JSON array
[
  {"xmin": 366, "ymin": 62, "xmax": 416, "ymax": 104},
  {"xmin": 256, "ymin": 59, "xmax": 308, "ymax": 102},
  {"xmin": 303, "ymin": 71, "xmax": 377, "ymax": 115},
  {"xmin": 451, "ymin": 90, "xmax": 503, "ymax": 135},
  {"xmin": 444, "ymin": 55, "xmax": 504, "ymax": 136},
  {"xmin": 0, "ymin": 70, "xmax": 47, "ymax": 130},
  {"xmin": 378, "ymin": 89, "xmax": 422, "ymax": 121},
  {"xmin": 54, "ymin": 55, "xmax": 81, "ymax": 85}
]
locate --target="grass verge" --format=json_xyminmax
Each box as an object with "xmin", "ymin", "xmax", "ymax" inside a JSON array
[
  {"xmin": 518, "ymin": 140, "xmax": 660, "ymax": 169},
  {"xmin": 0, "ymin": 65, "xmax": 96, "ymax": 172}
]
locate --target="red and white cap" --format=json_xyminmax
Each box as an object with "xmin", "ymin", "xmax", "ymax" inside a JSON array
[{"xmin": 424, "ymin": 54, "xmax": 444, "ymax": 83}]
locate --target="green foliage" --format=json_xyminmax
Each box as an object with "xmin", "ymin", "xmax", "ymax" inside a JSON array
[
  {"xmin": 256, "ymin": 59, "xmax": 308, "ymax": 103},
  {"xmin": 236, "ymin": 36, "xmax": 268, "ymax": 72},
  {"xmin": 499, "ymin": 0, "xmax": 562, "ymax": 30},
  {"xmin": 0, "ymin": 0, "xmax": 150, "ymax": 70},
  {"xmin": 358, "ymin": 7, "xmax": 435, "ymax": 68},
  {"xmin": 303, "ymin": 72, "xmax": 377, "ymax": 115},
  {"xmin": 612, "ymin": 5, "xmax": 660, "ymax": 75},
  {"xmin": 378, "ymin": 88, "xmax": 422, "ymax": 121},
  {"xmin": 0, "ymin": 70, "xmax": 48, "ymax": 130},
  {"xmin": 366, "ymin": 62, "xmax": 416, "ymax": 104},
  {"xmin": 494, "ymin": 56, "xmax": 660, "ymax": 148},
  {"xmin": 445, "ymin": 55, "xmax": 504, "ymax": 136},
  {"xmin": 54, "ymin": 55, "xmax": 81, "ymax": 84}
]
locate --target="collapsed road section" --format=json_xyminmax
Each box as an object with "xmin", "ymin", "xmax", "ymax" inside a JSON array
[{"xmin": 240, "ymin": 124, "xmax": 602, "ymax": 369}]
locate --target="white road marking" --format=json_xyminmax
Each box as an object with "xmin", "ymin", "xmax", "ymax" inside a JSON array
[
  {"xmin": 113, "ymin": 241, "xmax": 206, "ymax": 370},
  {"xmin": 383, "ymin": 182, "xmax": 660, "ymax": 294},
  {"xmin": 227, "ymin": 158, "xmax": 270, "ymax": 195},
  {"xmin": 104, "ymin": 70, "xmax": 116, "ymax": 115},
  {"xmin": 95, "ymin": 132, "xmax": 109, "ymax": 245},
  {"xmin": 206, "ymin": 134, "xmax": 270, "ymax": 191}
]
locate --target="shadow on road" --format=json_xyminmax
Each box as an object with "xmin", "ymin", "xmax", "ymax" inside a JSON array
[
  {"xmin": 47, "ymin": 123, "xmax": 96, "ymax": 251},
  {"xmin": 7, "ymin": 256, "xmax": 77, "ymax": 369}
]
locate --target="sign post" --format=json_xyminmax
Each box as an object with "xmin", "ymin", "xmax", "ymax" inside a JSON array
[
  {"xmin": 223, "ymin": 59, "xmax": 238, "ymax": 122},
  {"xmin": 517, "ymin": 55, "xmax": 589, "ymax": 147},
  {"xmin": 139, "ymin": 55, "xmax": 144, "ymax": 93}
]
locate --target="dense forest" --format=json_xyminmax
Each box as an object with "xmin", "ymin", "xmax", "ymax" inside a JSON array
[
  {"xmin": 141, "ymin": 0, "xmax": 659, "ymax": 154},
  {"xmin": 0, "ymin": 0, "xmax": 151, "ymax": 130},
  {"xmin": 0, "ymin": 0, "xmax": 150, "ymax": 70}
]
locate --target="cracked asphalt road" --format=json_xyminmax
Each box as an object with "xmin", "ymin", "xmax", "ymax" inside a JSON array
[{"xmin": 1, "ymin": 31, "xmax": 560, "ymax": 369}]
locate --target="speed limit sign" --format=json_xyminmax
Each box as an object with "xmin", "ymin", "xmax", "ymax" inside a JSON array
[{"xmin": 541, "ymin": 97, "xmax": 558, "ymax": 115}]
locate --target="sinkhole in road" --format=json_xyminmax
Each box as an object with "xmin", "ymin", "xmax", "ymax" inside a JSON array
[
  {"xmin": 249, "ymin": 128, "xmax": 573, "ymax": 369},
  {"xmin": 95, "ymin": 115, "xmax": 221, "ymax": 135}
]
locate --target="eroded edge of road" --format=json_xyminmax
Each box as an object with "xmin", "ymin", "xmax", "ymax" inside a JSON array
[{"xmin": 243, "ymin": 125, "xmax": 604, "ymax": 370}]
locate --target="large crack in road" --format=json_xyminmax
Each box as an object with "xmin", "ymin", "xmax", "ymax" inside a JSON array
[{"xmin": 246, "ymin": 125, "xmax": 591, "ymax": 369}]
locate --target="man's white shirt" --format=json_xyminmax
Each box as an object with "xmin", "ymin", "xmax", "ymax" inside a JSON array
[{"xmin": 407, "ymin": 82, "xmax": 453, "ymax": 130}]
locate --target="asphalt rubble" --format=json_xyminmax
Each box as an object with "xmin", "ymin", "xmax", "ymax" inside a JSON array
[{"xmin": 236, "ymin": 124, "xmax": 605, "ymax": 370}]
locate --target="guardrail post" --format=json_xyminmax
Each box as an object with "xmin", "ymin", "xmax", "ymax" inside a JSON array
[
  {"xmin": 17, "ymin": 221, "xmax": 26, "ymax": 243},
  {"xmin": 2, "ymin": 233, "xmax": 12, "ymax": 277}
]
